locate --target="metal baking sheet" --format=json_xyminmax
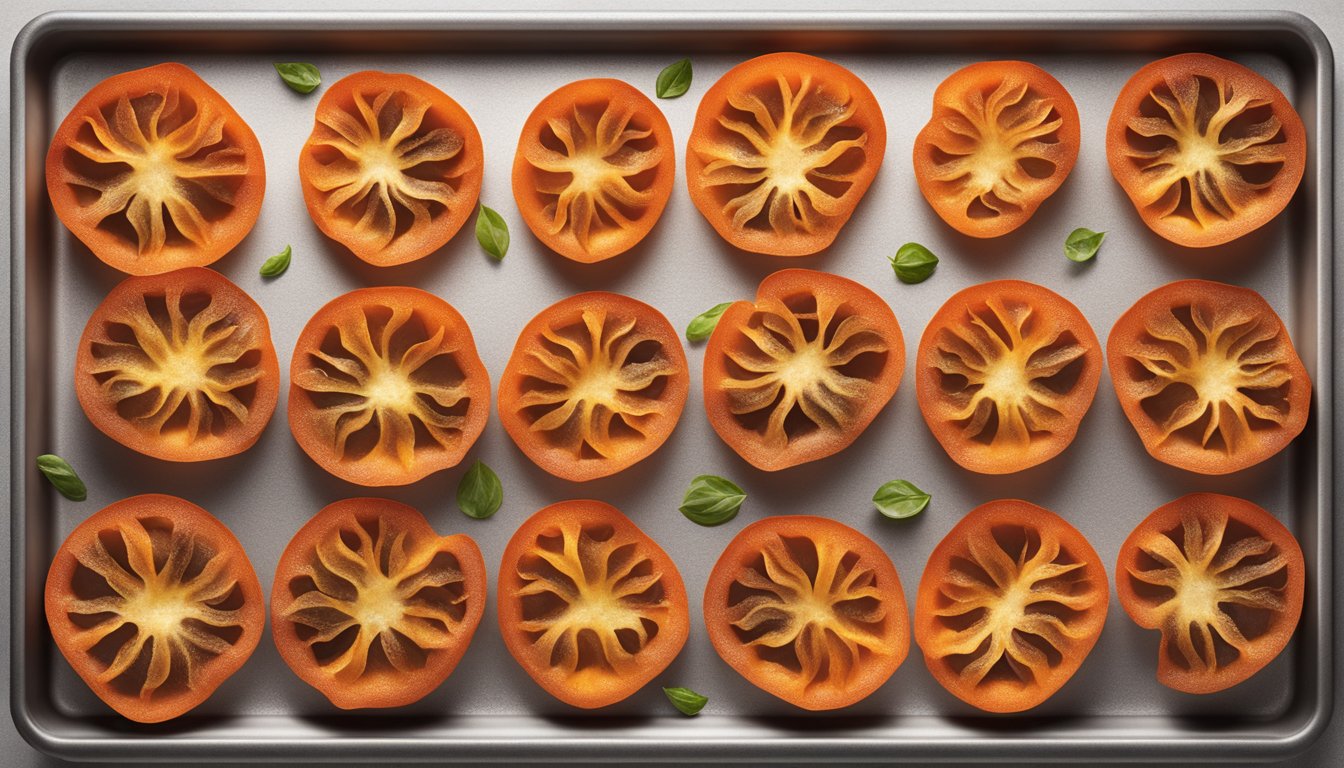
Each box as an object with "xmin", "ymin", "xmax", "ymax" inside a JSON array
[{"xmin": 8, "ymin": 10, "xmax": 1335, "ymax": 763}]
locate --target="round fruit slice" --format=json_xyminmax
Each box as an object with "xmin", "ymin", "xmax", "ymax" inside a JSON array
[
  {"xmin": 704, "ymin": 515, "xmax": 909, "ymax": 710},
  {"xmin": 288, "ymin": 287, "xmax": 490, "ymax": 486},
  {"xmin": 271, "ymin": 498, "xmax": 487, "ymax": 709},
  {"xmin": 44, "ymin": 494, "xmax": 264, "ymax": 723},
  {"xmin": 75, "ymin": 267, "xmax": 280, "ymax": 462}
]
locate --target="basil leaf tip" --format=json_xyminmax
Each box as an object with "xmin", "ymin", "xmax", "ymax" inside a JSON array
[
  {"xmin": 873, "ymin": 479, "xmax": 930, "ymax": 519},
  {"xmin": 655, "ymin": 58, "xmax": 693, "ymax": 99},
  {"xmin": 260, "ymin": 245, "xmax": 292, "ymax": 278},
  {"xmin": 476, "ymin": 204, "xmax": 510, "ymax": 261},
  {"xmin": 663, "ymin": 686, "xmax": 708, "ymax": 716},
  {"xmin": 37, "ymin": 454, "xmax": 87, "ymax": 502},
  {"xmin": 679, "ymin": 474, "xmax": 745, "ymax": 526},
  {"xmin": 456, "ymin": 460, "xmax": 503, "ymax": 520},
  {"xmin": 890, "ymin": 242, "xmax": 939, "ymax": 284},
  {"xmin": 1065, "ymin": 228, "xmax": 1105, "ymax": 263},
  {"xmin": 274, "ymin": 62, "xmax": 321, "ymax": 94},
  {"xmin": 686, "ymin": 302, "xmax": 733, "ymax": 342}
]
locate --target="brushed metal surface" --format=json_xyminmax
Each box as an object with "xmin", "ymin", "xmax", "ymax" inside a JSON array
[{"xmin": 7, "ymin": 11, "xmax": 1335, "ymax": 762}]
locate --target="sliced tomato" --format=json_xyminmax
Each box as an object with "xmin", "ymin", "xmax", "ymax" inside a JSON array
[
  {"xmin": 44, "ymin": 494, "xmax": 264, "ymax": 723},
  {"xmin": 1106, "ymin": 53, "xmax": 1307, "ymax": 247},
  {"xmin": 1117, "ymin": 493, "xmax": 1304, "ymax": 694},
  {"xmin": 512, "ymin": 79, "xmax": 675, "ymax": 263},
  {"xmin": 1107, "ymin": 279, "xmax": 1310, "ymax": 474},
  {"xmin": 300, "ymin": 71, "xmax": 483, "ymax": 266},
  {"xmin": 288, "ymin": 287, "xmax": 490, "ymax": 486},
  {"xmin": 686, "ymin": 53, "xmax": 886, "ymax": 256},
  {"xmin": 497, "ymin": 500, "xmax": 689, "ymax": 708},
  {"xmin": 703, "ymin": 516, "xmax": 909, "ymax": 710},
  {"xmin": 74, "ymin": 267, "xmax": 280, "ymax": 462},
  {"xmin": 703, "ymin": 269, "xmax": 904, "ymax": 470},
  {"xmin": 270, "ymin": 497, "xmax": 486, "ymax": 709},
  {"xmin": 45, "ymin": 63, "xmax": 266, "ymax": 275},
  {"xmin": 913, "ymin": 61, "xmax": 1079, "ymax": 238},
  {"xmin": 914, "ymin": 499, "xmax": 1109, "ymax": 713},
  {"xmin": 497, "ymin": 292, "xmax": 688, "ymax": 481},
  {"xmin": 916, "ymin": 280, "xmax": 1101, "ymax": 474}
]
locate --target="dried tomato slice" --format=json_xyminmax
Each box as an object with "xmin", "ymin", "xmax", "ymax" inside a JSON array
[
  {"xmin": 914, "ymin": 499, "xmax": 1109, "ymax": 713},
  {"xmin": 913, "ymin": 61, "xmax": 1080, "ymax": 238},
  {"xmin": 497, "ymin": 500, "xmax": 689, "ymax": 708},
  {"xmin": 44, "ymin": 494, "xmax": 264, "ymax": 723},
  {"xmin": 512, "ymin": 79, "xmax": 675, "ymax": 263},
  {"xmin": 703, "ymin": 516, "xmax": 909, "ymax": 710},
  {"xmin": 45, "ymin": 63, "xmax": 266, "ymax": 275},
  {"xmin": 1107, "ymin": 280, "xmax": 1311, "ymax": 474},
  {"xmin": 916, "ymin": 280, "xmax": 1102, "ymax": 474},
  {"xmin": 1106, "ymin": 53, "xmax": 1307, "ymax": 247},
  {"xmin": 1116, "ymin": 493, "xmax": 1305, "ymax": 694},
  {"xmin": 497, "ymin": 292, "xmax": 688, "ymax": 481},
  {"xmin": 686, "ymin": 53, "xmax": 887, "ymax": 256},
  {"xmin": 270, "ymin": 498, "xmax": 486, "ymax": 709},
  {"xmin": 287, "ymin": 287, "xmax": 490, "ymax": 486},
  {"xmin": 74, "ymin": 267, "xmax": 280, "ymax": 462},
  {"xmin": 703, "ymin": 269, "xmax": 905, "ymax": 470},
  {"xmin": 300, "ymin": 71, "xmax": 484, "ymax": 266}
]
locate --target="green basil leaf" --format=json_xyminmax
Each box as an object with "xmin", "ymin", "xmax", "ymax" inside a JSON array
[
  {"xmin": 36, "ymin": 454, "xmax": 87, "ymax": 502},
  {"xmin": 663, "ymin": 686, "xmax": 708, "ymax": 716},
  {"xmin": 1064, "ymin": 228, "xmax": 1105, "ymax": 263},
  {"xmin": 679, "ymin": 475, "xmax": 745, "ymax": 526},
  {"xmin": 872, "ymin": 479, "xmax": 930, "ymax": 519},
  {"xmin": 260, "ymin": 245, "xmax": 292, "ymax": 278},
  {"xmin": 890, "ymin": 242, "xmax": 939, "ymax": 284},
  {"xmin": 456, "ymin": 460, "xmax": 502, "ymax": 520},
  {"xmin": 686, "ymin": 302, "xmax": 732, "ymax": 342},
  {"xmin": 655, "ymin": 58, "xmax": 693, "ymax": 99},
  {"xmin": 476, "ymin": 205, "xmax": 510, "ymax": 261},
  {"xmin": 274, "ymin": 62, "xmax": 321, "ymax": 94}
]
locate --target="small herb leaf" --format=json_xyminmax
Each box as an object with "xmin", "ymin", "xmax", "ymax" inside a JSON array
[
  {"xmin": 476, "ymin": 205, "xmax": 510, "ymax": 261},
  {"xmin": 456, "ymin": 460, "xmax": 503, "ymax": 519},
  {"xmin": 1065, "ymin": 228, "xmax": 1105, "ymax": 263},
  {"xmin": 686, "ymin": 302, "xmax": 733, "ymax": 342},
  {"xmin": 260, "ymin": 245, "xmax": 292, "ymax": 278},
  {"xmin": 890, "ymin": 242, "xmax": 939, "ymax": 284},
  {"xmin": 274, "ymin": 62, "xmax": 321, "ymax": 94},
  {"xmin": 663, "ymin": 686, "xmax": 708, "ymax": 716},
  {"xmin": 872, "ymin": 479, "xmax": 930, "ymax": 519},
  {"xmin": 37, "ymin": 454, "xmax": 87, "ymax": 501},
  {"xmin": 679, "ymin": 475, "xmax": 745, "ymax": 526},
  {"xmin": 655, "ymin": 58, "xmax": 693, "ymax": 99}
]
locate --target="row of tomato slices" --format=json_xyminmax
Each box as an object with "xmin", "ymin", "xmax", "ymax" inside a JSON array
[
  {"xmin": 45, "ymin": 51, "xmax": 1306, "ymax": 279},
  {"xmin": 46, "ymin": 491, "xmax": 1305, "ymax": 723}
]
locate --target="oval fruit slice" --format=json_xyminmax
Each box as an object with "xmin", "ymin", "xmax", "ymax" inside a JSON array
[
  {"xmin": 703, "ymin": 269, "xmax": 904, "ymax": 471},
  {"xmin": 914, "ymin": 499, "xmax": 1108, "ymax": 713},
  {"xmin": 300, "ymin": 71, "xmax": 484, "ymax": 266},
  {"xmin": 271, "ymin": 497, "xmax": 487, "ymax": 709},
  {"xmin": 1116, "ymin": 493, "xmax": 1304, "ymax": 694},
  {"xmin": 913, "ymin": 61, "xmax": 1080, "ymax": 238},
  {"xmin": 45, "ymin": 63, "xmax": 266, "ymax": 275},
  {"xmin": 288, "ymin": 287, "xmax": 490, "ymax": 486},
  {"xmin": 44, "ymin": 494, "xmax": 264, "ymax": 723},
  {"xmin": 497, "ymin": 500, "xmax": 689, "ymax": 708},
  {"xmin": 916, "ymin": 280, "xmax": 1101, "ymax": 474},
  {"xmin": 498, "ymin": 292, "xmax": 688, "ymax": 482},
  {"xmin": 512, "ymin": 79, "xmax": 675, "ymax": 263},
  {"xmin": 1106, "ymin": 53, "xmax": 1306, "ymax": 248},
  {"xmin": 1107, "ymin": 279, "xmax": 1310, "ymax": 474},
  {"xmin": 704, "ymin": 515, "xmax": 909, "ymax": 710},
  {"xmin": 686, "ymin": 53, "xmax": 887, "ymax": 256},
  {"xmin": 75, "ymin": 267, "xmax": 280, "ymax": 462}
]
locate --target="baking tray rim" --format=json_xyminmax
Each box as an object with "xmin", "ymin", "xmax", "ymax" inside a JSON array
[{"xmin": 6, "ymin": 8, "xmax": 1336, "ymax": 763}]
